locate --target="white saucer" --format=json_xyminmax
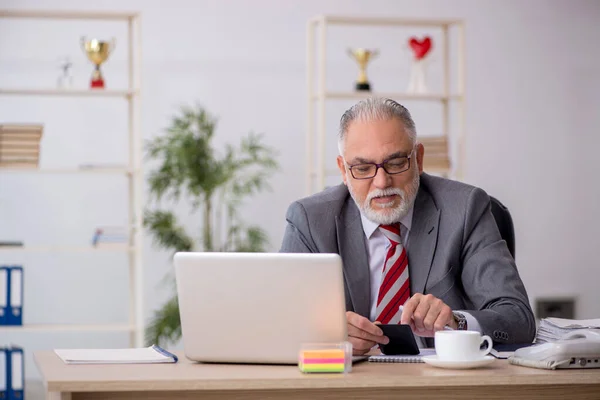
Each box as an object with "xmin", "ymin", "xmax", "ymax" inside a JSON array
[{"xmin": 421, "ymin": 355, "xmax": 495, "ymax": 369}]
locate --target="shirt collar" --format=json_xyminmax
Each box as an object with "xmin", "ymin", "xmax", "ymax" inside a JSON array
[{"xmin": 360, "ymin": 204, "xmax": 414, "ymax": 239}]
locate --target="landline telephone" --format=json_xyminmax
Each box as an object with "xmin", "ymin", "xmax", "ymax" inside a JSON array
[{"xmin": 509, "ymin": 329, "xmax": 600, "ymax": 370}]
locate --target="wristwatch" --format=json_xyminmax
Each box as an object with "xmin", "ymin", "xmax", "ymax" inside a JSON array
[{"xmin": 452, "ymin": 311, "xmax": 468, "ymax": 330}]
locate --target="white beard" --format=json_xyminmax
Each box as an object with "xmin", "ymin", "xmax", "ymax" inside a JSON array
[{"xmin": 347, "ymin": 171, "xmax": 420, "ymax": 225}]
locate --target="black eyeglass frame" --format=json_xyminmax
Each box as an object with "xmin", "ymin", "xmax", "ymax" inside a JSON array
[{"xmin": 345, "ymin": 149, "xmax": 415, "ymax": 180}]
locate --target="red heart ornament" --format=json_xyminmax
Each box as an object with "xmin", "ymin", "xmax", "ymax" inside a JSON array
[{"xmin": 409, "ymin": 36, "xmax": 432, "ymax": 60}]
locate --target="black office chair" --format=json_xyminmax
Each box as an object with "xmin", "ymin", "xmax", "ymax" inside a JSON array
[{"xmin": 489, "ymin": 196, "xmax": 516, "ymax": 259}]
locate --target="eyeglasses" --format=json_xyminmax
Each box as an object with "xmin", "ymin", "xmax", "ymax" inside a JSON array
[{"xmin": 346, "ymin": 151, "xmax": 414, "ymax": 180}]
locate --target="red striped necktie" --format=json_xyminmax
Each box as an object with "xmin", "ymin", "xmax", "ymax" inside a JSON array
[{"xmin": 374, "ymin": 223, "xmax": 410, "ymax": 324}]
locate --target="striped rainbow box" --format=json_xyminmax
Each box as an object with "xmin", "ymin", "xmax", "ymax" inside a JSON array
[{"xmin": 298, "ymin": 342, "xmax": 352, "ymax": 373}]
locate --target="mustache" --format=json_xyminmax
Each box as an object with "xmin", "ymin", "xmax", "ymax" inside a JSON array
[{"xmin": 366, "ymin": 188, "xmax": 404, "ymax": 203}]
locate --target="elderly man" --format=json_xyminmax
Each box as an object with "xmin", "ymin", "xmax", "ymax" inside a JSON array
[{"xmin": 280, "ymin": 97, "xmax": 535, "ymax": 355}]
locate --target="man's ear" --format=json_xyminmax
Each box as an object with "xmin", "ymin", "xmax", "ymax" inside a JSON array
[
  {"xmin": 416, "ymin": 143, "xmax": 425, "ymax": 174},
  {"xmin": 337, "ymin": 156, "xmax": 348, "ymax": 185}
]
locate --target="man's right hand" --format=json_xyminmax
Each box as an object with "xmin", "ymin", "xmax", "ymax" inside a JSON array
[{"xmin": 346, "ymin": 311, "xmax": 390, "ymax": 355}]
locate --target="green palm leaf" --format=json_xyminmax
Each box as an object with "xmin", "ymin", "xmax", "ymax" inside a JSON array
[{"xmin": 143, "ymin": 103, "xmax": 278, "ymax": 346}]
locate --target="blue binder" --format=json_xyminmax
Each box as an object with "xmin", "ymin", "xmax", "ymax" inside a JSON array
[
  {"xmin": 0, "ymin": 267, "xmax": 8, "ymax": 325},
  {"xmin": 6, "ymin": 267, "xmax": 23, "ymax": 326},
  {"xmin": 1, "ymin": 346, "xmax": 7, "ymax": 399},
  {"xmin": 7, "ymin": 346, "xmax": 24, "ymax": 400}
]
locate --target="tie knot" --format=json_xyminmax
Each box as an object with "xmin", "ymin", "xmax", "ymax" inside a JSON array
[{"xmin": 379, "ymin": 223, "xmax": 402, "ymax": 244}]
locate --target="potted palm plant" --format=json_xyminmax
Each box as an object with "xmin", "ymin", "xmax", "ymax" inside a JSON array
[{"xmin": 143, "ymin": 103, "xmax": 278, "ymax": 346}]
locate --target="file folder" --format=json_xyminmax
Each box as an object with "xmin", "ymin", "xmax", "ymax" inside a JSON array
[
  {"xmin": 7, "ymin": 346, "xmax": 24, "ymax": 400},
  {"xmin": 7, "ymin": 267, "xmax": 22, "ymax": 326},
  {"xmin": 0, "ymin": 267, "xmax": 8, "ymax": 325},
  {"xmin": 1, "ymin": 347, "xmax": 7, "ymax": 400}
]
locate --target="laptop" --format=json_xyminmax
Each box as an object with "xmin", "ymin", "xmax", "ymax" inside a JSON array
[{"xmin": 173, "ymin": 251, "xmax": 348, "ymax": 364}]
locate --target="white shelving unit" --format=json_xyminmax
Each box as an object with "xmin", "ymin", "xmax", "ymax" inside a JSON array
[
  {"xmin": 0, "ymin": 246, "xmax": 134, "ymax": 253},
  {"xmin": 306, "ymin": 15, "xmax": 466, "ymax": 195},
  {"xmin": 0, "ymin": 10, "xmax": 144, "ymax": 347},
  {"xmin": 0, "ymin": 88, "xmax": 136, "ymax": 97},
  {"xmin": 0, "ymin": 324, "xmax": 134, "ymax": 332},
  {"xmin": 0, "ymin": 167, "xmax": 136, "ymax": 174}
]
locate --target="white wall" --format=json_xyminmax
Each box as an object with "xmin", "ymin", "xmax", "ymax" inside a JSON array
[{"xmin": 1, "ymin": 0, "xmax": 599, "ymax": 391}]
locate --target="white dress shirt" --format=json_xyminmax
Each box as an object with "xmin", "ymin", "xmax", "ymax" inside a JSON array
[{"xmin": 359, "ymin": 208, "xmax": 481, "ymax": 333}]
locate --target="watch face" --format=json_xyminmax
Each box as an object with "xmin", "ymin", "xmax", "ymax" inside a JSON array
[{"xmin": 453, "ymin": 312, "xmax": 467, "ymax": 330}]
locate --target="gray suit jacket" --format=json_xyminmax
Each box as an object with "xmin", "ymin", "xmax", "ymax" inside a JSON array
[{"xmin": 280, "ymin": 173, "xmax": 535, "ymax": 345}]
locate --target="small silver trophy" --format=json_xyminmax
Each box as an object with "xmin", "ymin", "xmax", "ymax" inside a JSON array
[{"xmin": 57, "ymin": 56, "xmax": 74, "ymax": 88}]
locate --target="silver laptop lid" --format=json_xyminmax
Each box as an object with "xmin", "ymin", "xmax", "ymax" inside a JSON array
[{"xmin": 174, "ymin": 252, "xmax": 348, "ymax": 364}]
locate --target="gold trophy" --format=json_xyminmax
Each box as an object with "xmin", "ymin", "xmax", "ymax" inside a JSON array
[
  {"xmin": 348, "ymin": 48, "xmax": 379, "ymax": 91},
  {"xmin": 81, "ymin": 37, "xmax": 115, "ymax": 89}
]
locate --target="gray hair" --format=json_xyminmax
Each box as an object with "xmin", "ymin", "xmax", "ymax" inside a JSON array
[{"xmin": 338, "ymin": 97, "xmax": 417, "ymax": 156}]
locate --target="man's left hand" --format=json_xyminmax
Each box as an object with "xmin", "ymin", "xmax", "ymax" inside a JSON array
[{"xmin": 400, "ymin": 293, "xmax": 457, "ymax": 337}]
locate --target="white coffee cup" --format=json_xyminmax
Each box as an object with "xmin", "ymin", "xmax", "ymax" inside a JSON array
[{"xmin": 434, "ymin": 330, "xmax": 493, "ymax": 361}]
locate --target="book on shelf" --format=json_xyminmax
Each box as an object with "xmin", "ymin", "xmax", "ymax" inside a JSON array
[
  {"xmin": 535, "ymin": 317, "xmax": 600, "ymax": 344},
  {"xmin": 0, "ymin": 123, "xmax": 44, "ymax": 134},
  {"xmin": 0, "ymin": 241, "xmax": 24, "ymax": 247},
  {"xmin": 78, "ymin": 163, "xmax": 129, "ymax": 170},
  {"xmin": 0, "ymin": 161, "xmax": 39, "ymax": 168},
  {"xmin": 423, "ymin": 159, "xmax": 450, "ymax": 171},
  {"xmin": 419, "ymin": 136, "xmax": 448, "ymax": 148}
]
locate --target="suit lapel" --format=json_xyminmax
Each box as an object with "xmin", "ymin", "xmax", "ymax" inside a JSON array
[
  {"xmin": 336, "ymin": 200, "xmax": 371, "ymax": 318},
  {"xmin": 407, "ymin": 184, "xmax": 440, "ymax": 295}
]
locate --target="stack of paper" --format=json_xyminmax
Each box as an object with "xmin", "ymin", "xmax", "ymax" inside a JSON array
[
  {"xmin": 54, "ymin": 345, "xmax": 178, "ymax": 364},
  {"xmin": 535, "ymin": 317, "xmax": 600, "ymax": 344}
]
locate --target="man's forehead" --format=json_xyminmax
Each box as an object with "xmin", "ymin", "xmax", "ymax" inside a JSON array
[{"xmin": 345, "ymin": 120, "xmax": 411, "ymax": 150}]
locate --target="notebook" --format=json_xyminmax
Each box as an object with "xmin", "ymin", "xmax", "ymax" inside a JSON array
[
  {"xmin": 55, "ymin": 345, "xmax": 178, "ymax": 364},
  {"xmin": 368, "ymin": 348, "xmax": 436, "ymax": 363}
]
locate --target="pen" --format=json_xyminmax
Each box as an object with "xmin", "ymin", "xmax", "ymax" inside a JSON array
[{"xmin": 398, "ymin": 305, "xmax": 454, "ymax": 330}]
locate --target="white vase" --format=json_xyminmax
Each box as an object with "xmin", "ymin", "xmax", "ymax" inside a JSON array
[{"xmin": 407, "ymin": 58, "xmax": 429, "ymax": 94}]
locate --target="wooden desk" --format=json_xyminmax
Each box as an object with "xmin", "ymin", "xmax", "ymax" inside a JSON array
[{"xmin": 34, "ymin": 351, "xmax": 600, "ymax": 400}]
